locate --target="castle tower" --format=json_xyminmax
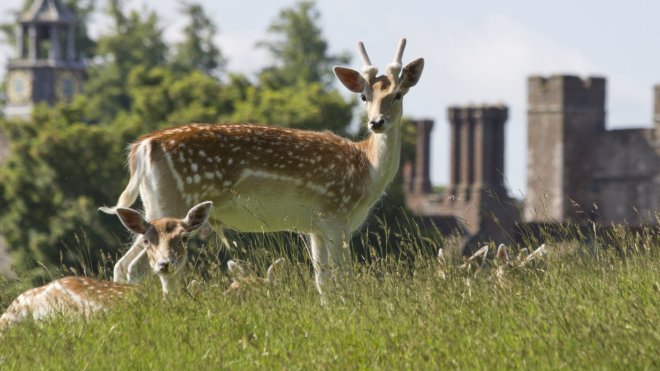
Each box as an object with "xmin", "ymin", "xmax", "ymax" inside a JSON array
[
  {"xmin": 525, "ymin": 75, "xmax": 606, "ymax": 223},
  {"xmin": 411, "ymin": 119, "xmax": 434, "ymax": 194},
  {"xmin": 4, "ymin": 0, "xmax": 85, "ymax": 119},
  {"xmin": 446, "ymin": 105, "xmax": 508, "ymax": 201}
]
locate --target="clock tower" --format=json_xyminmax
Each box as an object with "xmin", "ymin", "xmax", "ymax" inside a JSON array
[{"xmin": 4, "ymin": 0, "xmax": 85, "ymax": 119}]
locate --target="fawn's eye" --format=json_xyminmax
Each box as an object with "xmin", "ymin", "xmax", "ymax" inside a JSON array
[
  {"xmin": 181, "ymin": 236, "xmax": 189, "ymax": 244},
  {"xmin": 360, "ymin": 94, "xmax": 367, "ymax": 102},
  {"xmin": 142, "ymin": 238, "xmax": 149, "ymax": 246}
]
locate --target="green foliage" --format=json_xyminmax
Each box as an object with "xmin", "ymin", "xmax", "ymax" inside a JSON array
[
  {"xmin": 257, "ymin": 0, "xmax": 350, "ymax": 89},
  {"xmin": 231, "ymin": 81, "xmax": 354, "ymax": 134},
  {"xmin": 0, "ymin": 107, "xmax": 135, "ymax": 278},
  {"xmin": 233, "ymin": 0, "xmax": 355, "ymax": 134},
  {"xmin": 98, "ymin": 0, "xmax": 167, "ymax": 72},
  {"xmin": 85, "ymin": 0, "xmax": 167, "ymax": 119},
  {"xmin": 171, "ymin": 1, "xmax": 226, "ymax": 77},
  {"xmin": 126, "ymin": 66, "xmax": 235, "ymax": 129}
]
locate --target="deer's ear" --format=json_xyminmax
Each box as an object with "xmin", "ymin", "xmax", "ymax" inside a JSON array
[
  {"xmin": 116, "ymin": 208, "xmax": 150, "ymax": 235},
  {"xmin": 399, "ymin": 58, "xmax": 424, "ymax": 92},
  {"xmin": 334, "ymin": 67, "xmax": 366, "ymax": 93},
  {"xmin": 184, "ymin": 201, "xmax": 213, "ymax": 232}
]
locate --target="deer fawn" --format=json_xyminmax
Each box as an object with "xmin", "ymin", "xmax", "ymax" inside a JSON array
[
  {"xmin": 0, "ymin": 202, "xmax": 212, "ymax": 332},
  {"xmin": 225, "ymin": 258, "xmax": 286, "ymax": 295},
  {"xmin": 99, "ymin": 39, "xmax": 424, "ymax": 299}
]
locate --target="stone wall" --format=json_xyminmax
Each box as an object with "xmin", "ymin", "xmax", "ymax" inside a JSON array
[
  {"xmin": 526, "ymin": 75, "xmax": 659, "ymax": 227},
  {"xmin": 593, "ymin": 129, "xmax": 660, "ymax": 225}
]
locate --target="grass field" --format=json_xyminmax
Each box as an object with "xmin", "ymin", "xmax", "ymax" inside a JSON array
[{"xmin": 0, "ymin": 225, "xmax": 658, "ymax": 370}]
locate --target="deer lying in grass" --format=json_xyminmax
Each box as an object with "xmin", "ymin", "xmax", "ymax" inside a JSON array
[
  {"xmin": 0, "ymin": 202, "xmax": 212, "ymax": 332},
  {"xmin": 99, "ymin": 39, "xmax": 424, "ymax": 300},
  {"xmin": 447, "ymin": 243, "xmax": 549, "ymax": 284},
  {"xmin": 224, "ymin": 258, "xmax": 286, "ymax": 296}
]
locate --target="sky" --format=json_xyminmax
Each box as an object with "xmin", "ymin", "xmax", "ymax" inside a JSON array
[{"xmin": 1, "ymin": 0, "xmax": 659, "ymax": 198}]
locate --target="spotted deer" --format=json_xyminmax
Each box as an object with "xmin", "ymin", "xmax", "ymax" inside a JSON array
[
  {"xmin": 0, "ymin": 202, "xmax": 212, "ymax": 332},
  {"xmin": 225, "ymin": 258, "xmax": 286, "ymax": 295},
  {"xmin": 99, "ymin": 39, "xmax": 424, "ymax": 299}
]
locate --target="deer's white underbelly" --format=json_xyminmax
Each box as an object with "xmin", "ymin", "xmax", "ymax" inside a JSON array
[{"xmin": 212, "ymin": 171, "xmax": 339, "ymax": 233}]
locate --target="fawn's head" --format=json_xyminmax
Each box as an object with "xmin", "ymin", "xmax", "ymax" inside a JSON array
[
  {"xmin": 115, "ymin": 202, "xmax": 213, "ymax": 277},
  {"xmin": 334, "ymin": 38, "xmax": 424, "ymax": 134}
]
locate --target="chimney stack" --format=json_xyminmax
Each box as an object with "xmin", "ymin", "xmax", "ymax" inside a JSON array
[{"xmin": 413, "ymin": 119, "xmax": 434, "ymax": 194}]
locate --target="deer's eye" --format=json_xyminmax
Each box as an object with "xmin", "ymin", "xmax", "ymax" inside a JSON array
[
  {"xmin": 360, "ymin": 94, "xmax": 367, "ymax": 102},
  {"xmin": 394, "ymin": 92, "xmax": 402, "ymax": 100},
  {"xmin": 181, "ymin": 236, "xmax": 189, "ymax": 244},
  {"xmin": 142, "ymin": 238, "xmax": 149, "ymax": 246}
]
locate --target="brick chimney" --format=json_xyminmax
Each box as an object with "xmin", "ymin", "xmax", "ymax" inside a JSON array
[{"xmin": 412, "ymin": 119, "xmax": 434, "ymax": 194}]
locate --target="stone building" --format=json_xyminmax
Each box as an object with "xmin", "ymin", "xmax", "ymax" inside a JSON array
[
  {"xmin": 525, "ymin": 75, "xmax": 660, "ymax": 226},
  {"xmin": 3, "ymin": 0, "xmax": 85, "ymax": 119},
  {"xmin": 404, "ymin": 106, "xmax": 519, "ymax": 250},
  {"xmin": 404, "ymin": 75, "xmax": 660, "ymax": 251}
]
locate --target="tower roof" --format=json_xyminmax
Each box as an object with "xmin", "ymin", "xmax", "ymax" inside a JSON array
[{"xmin": 19, "ymin": 0, "xmax": 76, "ymax": 24}]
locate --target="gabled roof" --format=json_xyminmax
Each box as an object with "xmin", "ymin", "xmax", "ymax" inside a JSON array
[{"xmin": 20, "ymin": 0, "xmax": 76, "ymax": 24}]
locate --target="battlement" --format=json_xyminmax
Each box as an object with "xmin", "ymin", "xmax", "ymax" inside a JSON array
[
  {"xmin": 447, "ymin": 104, "xmax": 508, "ymax": 122},
  {"xmin": 528, "ymin": 75, "xmax": 606, "ymax": 110}
]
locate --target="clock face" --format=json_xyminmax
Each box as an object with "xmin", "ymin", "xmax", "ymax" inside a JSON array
[
  {"xmin": 6, "ymin": 70, "xmax": 33, "ymax": 104},
  {"xmin": 55, "ymin": 71, "xmax": 81, "ymax": 101}
]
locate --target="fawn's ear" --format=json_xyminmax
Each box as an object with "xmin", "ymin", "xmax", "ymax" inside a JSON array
[
  {"xmin": 496, "ymin": 244, "xmax": 509, "ymax": 262},
  {"xmin": 334, "ymin": 67, "xmax": 366, "ymax": 93},
  {"xmin": 183, "ymin": 201, "xmax": 213, "ymax": 232},
  {"xmin": 266, "ymin": 258, "xmax": 286, "ymax": 283},
  {"xmin": 227, "ymin": 260, "xmax": 246, "ymax": 278},
  {"xmin": 116, "ymin": 208, "xmax": 150, "ymax": 235}
]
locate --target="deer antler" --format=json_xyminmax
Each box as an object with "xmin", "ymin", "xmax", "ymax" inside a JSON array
[
  {"xmin": 357, "ymin": 41, "xmax": 378, "ymax": 81},
  {"xmin": 387, "ymin": 38, "xmax": 407, "ymax": 83}
]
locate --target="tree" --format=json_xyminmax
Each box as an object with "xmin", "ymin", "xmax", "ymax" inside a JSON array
[
  {"xmin": 97, "ymin": 0, "xmax": 167, "ymax": 72},
  {"xmin": 0, "ymin": 106, "xmax": 136, "ymax": 280},
  {"xmin": 237, "ymin": 1, "xmax": 354, "ymax": 134},
  {"xmin": 171, "ymin": 1, "xmax": 226, "ymax": 77},
  {"xmin": 82, "ymin": 0, "xmax": 167, "ymax": 121},
  {"xmin": 231, "ymin": 82, "xmax": 353, "ymax": 134},
  {"xmin": 256, "ymin": 0, "xmax": 349, "ymax": 89},
  {"xmin": 126, "ymin": 66, "xmax": 233, "ymax": 130}
]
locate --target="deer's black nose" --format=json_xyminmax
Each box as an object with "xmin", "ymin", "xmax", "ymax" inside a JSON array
[
  {"xmin": 369, "ymin": 119, "xmax": 385, "ymax": 130},
  {"xmin": 157, "ymin": 260, "xmax": 172, "ymax": 273}
]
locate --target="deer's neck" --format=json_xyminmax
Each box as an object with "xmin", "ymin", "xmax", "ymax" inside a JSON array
[{"xmin": 360, "ymin": 126, "xmax": 402, "ymax": 200}]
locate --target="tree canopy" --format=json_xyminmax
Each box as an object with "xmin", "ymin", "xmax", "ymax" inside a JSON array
[
  {"xmin": 256, "ymin": 0, "xmax": 350, "ymax": 89},
  {"xmin": 0, "ymin": 0, "xmax": 366, "ymax": 278}
]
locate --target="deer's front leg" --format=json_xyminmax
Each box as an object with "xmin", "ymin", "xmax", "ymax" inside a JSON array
[
  {"xmin": 113, "ymin": 238, "xmax": 146, "ymax": 283},
  {"xmin": 309, "ymin": 233, "xmax": 330, "ymax": 304},
  {"xmin": 126, "ymin": 248, "xmax": 149, "ymax": 284}
]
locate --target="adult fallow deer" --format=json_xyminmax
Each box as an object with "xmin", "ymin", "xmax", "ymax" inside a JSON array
[{"xmin": 100, "ymin": 39, "xmax": 424, "ymax": 299}]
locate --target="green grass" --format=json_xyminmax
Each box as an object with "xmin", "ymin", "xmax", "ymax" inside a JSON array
[{"xmin": 0, "ymin": 230, "xmax": 658, "ymax": 370}]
